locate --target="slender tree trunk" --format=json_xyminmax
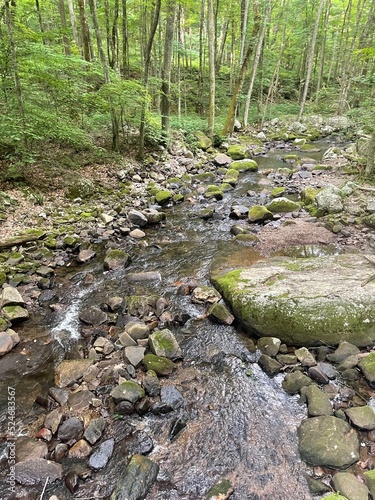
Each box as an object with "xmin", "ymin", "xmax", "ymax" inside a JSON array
[
  {"xmin": 161, "ymin": 2, "xmax": 176, "ymax": 134},
  {"xmin": 58, "ymin": 0, "xmax": 71, "ymax": 56},
  {"xmin": 138, "ymin": 0, "xmax": 161, "ymax": 159},
  {"xmin": 239, "ymin": 0, "xmax": 250, "ymax": 64},
  {"xmin": 222, "ymin": 0, "xmax": 261, "ymax": 135},
  {"xmin": 78, "ymin": 0, "xmax": 91, "ymax": 61},
  {"xmin": 35, "ymin": 0, "xmax": 45, "ymax": 44},
  {"xmin": 121, "ymin": 0, "xmax": 129, "ymax": 77},
  {"xmin": 5, "ymin": 0, "xmax": 26, "ymax": 146},
  {"xmin": 67, "ymin": 0, "xmax": 79, "ymax": 48},
  {"xmin": 298, "ymin": 0, "xmax": 325, "ymax": 120},
  {"xmin": 243, "ymin": 1, "xmax": 271, "ymax": 126},
  {"xmin": 197, "ymin": 0, "xmax": 205, "ymax": 114},
  {"xmin": 215, "ymin": 19, "xmax": 228, "ymax": 72},
  {"xmin": 315, "ymin": 0, "xmax": 331, "ymax": 101},
  {"xmin": 207, "ymin": 0, "xmax": 215, "ymax": 138},
  {"xmin": 366, "ymin": 131, "xmax": 375, "ymax": 177},
  {"xmin": 112, "ymin": 0, "xmax": 119, "ymax": 70},
  {"xmin": 104, "ymin": 0, "xmax": 112, "ymax": 67},
  {"xmin": 88, "ymin": 0, "xmax": 120, "ymax": 150}
]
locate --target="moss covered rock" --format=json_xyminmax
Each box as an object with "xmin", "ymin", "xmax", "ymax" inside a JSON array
[
  {"xmin": 211, "ymin": 254, "xmax": 375, "ymax": 347},
  {"xmin": 266, "ymin": 197, "xmax": 300, "ymax": 213},
  {"xmin": 143, "ymin": 353, "xmax": 176, "ymax": 376},
  {"xmin": 359, "ymin": 353, "xmax": 375, "ymax": 384},
  {"xmin": 223, "ymin": 169, "xmax": 239, "ymax": 186},
  {"xmin": 155, "ymin": 190, "xmax": 172, "ymax": 205},
  {"xmin": 301, "ymin": 186, "xmax": 320, "ymax": 206},
  {"xmin": 270, "ymin": 187, "xmax": 286, "ymax": 198},
  {"xmin": 195, "ymin": 131, "xmax": 212, "ymax": 150},
  {"xmin": 230, "ymin": 159, "xmax": 258, "ymax": 172},
  {"xmin": 248, "ymin": 205, "xmax": 273, "ymax": 223},
  {"xmin": 204, "ymin": 185, "xmax": 223, "ymax": 200},
  {"xmin": 149, "ymin": 329, "xmax": 182, "ymax": 360},
  {"xmin": 110, "ymin": 381, "xmax": 145, "ymax": 405},
  {"xmin": 110, "ymin": 454, "xmax": 159, "ymax": 500},
  {"xmin": 227, "ymin": 144, "xmax": 251, "ymax": 160},
  {"xmin": 104, "ymin": 249, "xmax": 130, "ymax": 271}
]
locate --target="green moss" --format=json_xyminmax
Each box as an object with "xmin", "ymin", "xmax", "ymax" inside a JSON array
[
  {"xmin": 223, "ymin": 168, "xmax": 239, "ymax": 185},
  {"xmin": 143, "ymin": 353, "xmax": 176, "ymax": 376},
  {"xmin": 266, "ymin": 197, "xmax": 300, "ymax": 213},
  {"xmin": 0, "ymin": 271, "xmax": 6, "ymax": 286},
  {"xmin": 193, "ymin": 172, "xmax": 216, "ymax": 182},
  {"xmin": 248, "ymin": 205, "xmax": 273, "ymax": 223},
  {"xmin": 301, "ymin": 186, "xmax": 320, "ymax": 206},
  {"xmin": 230, "ymin": 159, "xmax": 258, "ymax": 172},
  {"xmin": 227, "ymin": 144, "xmax": 250, "ymax": 160},
  {"xmin": 0, "ymin": 317, "xmax": 9, "ymax": 331},
  {"xmin": 220, "ymin": 182, "xmax": 234, "ymax": 192},
  {"xmin": 204, "ymin": 185, "xmax": 223, "ymax": 200},
  {"xmin": 270, "ymin": 187, "xmax": 286, "ymax": 198},
  {"xmin": 155, "ymin": 190, "xmax": 172, "ymax": 205},
  {"xmin": 205, "ymin": 479, "xmax": 233, "ymax": 499},
  {"xmin": 283, "ymin": 154, "xmax": 299, "ymax": 161}
]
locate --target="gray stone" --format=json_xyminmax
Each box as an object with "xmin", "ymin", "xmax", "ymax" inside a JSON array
[
  {"xmin": 359, "ymin": 352, "xmax": 375, "ymax": 384},
  {"xmin": 67, "ymin": 391, "xmax": 94, "ymax": 414},
  {"xmin": 304, "ymin": 385, "xmax": 333, "ymax": 417},
  {"xmin": 152, "ymin": 385, "xmax": 184, "ymax": 414},
  {"xmin": 364, "ymin": 469, "xmax": 375, "ymax": 499},
  {"xmin": 298, "ymin": 416, "xmax": 359, "ymax": 468},
  {"xmin": 143, "ymin": 208, "xmax": 166, "ymax": 225},
  {"xmin": 124, "ymin": 346, "xmax": 146, "ymax": 367},
  {"xmin": 282, "ymin": 371, "xmax": 313, "ymax": 394},
  {"xmin": 111, "ymin": 454, "xmax": 159, "ymax": 500},
  {"xmin": 54, "ymin": 359, "xmax": 94, "ymax": 388},
  {"xmin": 315, "ymin": 185, "xmax": 344, "ymax": 213},
  {"xmin": 257, "ymin": 337, "xmax": 281, "ymax": 357},
  {"xmin": 125, "ymin": 321, "xmax": 149, "ymax": 340},
  {"xmin": 308, "ymin": 366, "xmax": 330, "ymax": 384},
  {"xmin": 207, "ymin": 302, "xmax": 235, "ymax": 325},
  {"xmin": 110, "ymin": 381, "xmax": 145, "ymax": 405},
  {"xmin": 104, "ymin": 249, "xmax": 130, "ymax": 270},
  {"xmin": 191, "ymin": 286, "xmax": 221, "ymax": 304},
  {"xmin": 57, "ymin": 417, "xmax": 83, "ymax": 441},
  {"xmin": 149, "ymin": 329, "xmax": 182, "ymax": 360},
  {"xmin": 79, "ymin": 306, "xmax": 107, "ymax": 326},
  {"xmin": 345, "ymin": 406, "xmax": 375, "ymax": 430},
  {"xmin": 77, "ymin": 248, "xmax": 96, "ymax": 263},
  {"xmin": 0, "ymin": 331, "xmax": 15, "ymax": 355},
  {"xmin": 295, "ymin": 347, "xmax": 316, "ymax": 367},
  {"xmin": 128, "ymin": 209, "xmax": 148, "ymax": 227},
  {"xmin": 89, "ymin": 438, "xmax": 114, "ymax": 469},
  {"xmin": 142, "ymin": 371, "xmax": 160, "ymax": 397},
  {"xmin": 68, "ymin": 439, "xmax": 92, "ymax": 458},
  {"xmin": 214, "ymin": 153, "xmax": 231, "ymax": 166},
  {"xmin": 16, "ymin": 438, "xmax": 48, "ymax": 462},
  {"xmin": 332, "ymin": 472, "xmax": 369, "ymax": 500},
  {"xmin": 49, "ymin": 387, "xmax": 69, "ymax": 406},
  {"xmin": 118, "ymin": 331, "xmax": 137, "ymax": 347},
  {"xmin": 211, "ymin": 254, "xmax": 375, "ymax": 347},
  {"xmin": 15, "ymin": 459, "xmax": 63, "ymax": 486},
  {"xmin": 2, "ymin": 305, "xmax": 29, "ymax": 323},
  {"xmin": 94, "ymin": 336, "xmax": 114, "ymax": 355},
  {"xmin": 266, "ymin": 197, "xmax": 300, "ymax": 213},
  {"xmin": 337, "ymin": 354, "xmax": 359, "ymax": 371},
  {"xmin": 44, "ymin": 409, "xmax": 62, "ymax": 434},
  {"xmin": 143, "ymin": 353, "xmax": 176, "ymax": 376},
  {"xmin": 84, "ymin": 417, "xmax": 106, "ymax": 445},
  {"xmin": 258, "ymin": 354, "xmax": 282, "ymax": 377},
  {"xmin": 327, "ymin": 341, "xmax": 360, "ymax": 363},
  {"xmin": 1, "ymin": 286, "xmax": 25, "ymax": 307}
]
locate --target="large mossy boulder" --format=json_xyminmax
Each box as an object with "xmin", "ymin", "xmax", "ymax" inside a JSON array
[
  {"xmin": 211, "ymin": 254, "xmax": 375, "ymax": 347},
  {"xmin": 266, "ymin": 197, "xmax": 300, "ymax": 213},
  {"xmin": 298, "ymin": 416, "xmax": 359, "ymax": 468},
  {"xmin": 230, "ymin": 159, "xmax": 258, "ymax": 172},
  {"xmin": 149, "ymin": 329, "xmax": 182, "ymax": 360},
  {"xmin": 110, "ymin": 454, "xmax": 159, "ymax": 500},
  {"xmin": 227, "ymin": 144, "xmax": 251, "ymax": 160},
  {"xmin": 248, "ymin": 205, "xmax": 273, "ymax": 223},
  {"xmin": 194, "ymin": 131, "xmax": 212, "ymax": 150}
]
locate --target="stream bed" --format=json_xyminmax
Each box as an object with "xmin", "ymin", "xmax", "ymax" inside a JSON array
[{"xmin": 0, "ymin": 139, "xmax": 345, "ymax": 499}]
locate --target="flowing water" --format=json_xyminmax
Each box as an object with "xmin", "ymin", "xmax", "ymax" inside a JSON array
[{"xmin": 0, "ymin": 139, "xmax": 343, "ymax": 499}]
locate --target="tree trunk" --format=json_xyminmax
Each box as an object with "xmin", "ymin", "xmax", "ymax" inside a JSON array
[
  {"xmin": 222, "ymin": 0, "xmax": 261, "ymax": 135},
  {"xmin": 366, "ymin": 131, "xmax": 375, "ymax": 177},
  {"xmin": 239, "ymin": 0, "xmax": 250, "ymax": 64},
  {"xmin": 315, "ymin": 0, "xmax": 331, "ymax": 101},
  {"xmin": 111, "ymin": 0, "xmax": 119, "ymax": 70},
  {"xmin": 78, "ymin": 0, "xmax": 91, "ymax": 61},
  {"xmin": 35, "ymin": 0, "xmax": 45, "ymax": 44},
  {"xmin": 161, "ymin": 2, "xmax": 176, "ymax": 135},
  {"xmin": 121, "ymin": 0, "xmax": 129, "ymax": 77},
  {"xmin": 4, "ymin": 0, "xmax": 26, "ymax": 147},
  {"xmin": 298, "ymin": 0, "xmax": 325, "ymax": 120},
  {"xmin": 138, "ymin": 0, "xmax": 161, "ymax": 159},
  {"xmin": 58, "ymin": 0, "xmax": 71, "ymax": 56},
  {"xmin": 207, "ymin": 0, "xmax": 215, "ymax": 138},
  {"xmin": 197, "ymin": 0, "xmax": 205, "ymax": 114},
  {"xmin": 67, "ymin": 0, "xmax": 79, "ymax": 48},
  {"xmin": 88, "ymin": 0, "xmax": 120, "ymax": 150},
  {"xmin": 215, "ymin": 19, "xmax": 228, "ymax": 72}
]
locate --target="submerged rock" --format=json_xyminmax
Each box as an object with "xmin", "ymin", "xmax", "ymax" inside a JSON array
[
  {"xmin": 110, "ymin": 454, "xmax": 159, "ymax": 500},
  {"xmin": 211, "ymin": 254, "xmax": 375, "ymax": 347}
]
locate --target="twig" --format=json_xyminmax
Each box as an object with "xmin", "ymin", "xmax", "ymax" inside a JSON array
[
  {"xmin": 364, "ymin": 255, "xmax": 375, "ymax": 266},
  {"xmin": 357, "ymin": 186, "xmax": 375, "ymax": 193},
  {"xmin": 362, "ymin": 273, "xmax": 375, "ymax": 287},
  {"xmin": 40, "ymin": 476, "xmax": 49, "ymax": 500}
]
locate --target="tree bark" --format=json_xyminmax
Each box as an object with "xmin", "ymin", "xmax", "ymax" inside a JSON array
[
  {"xmin": 207, "ymin": 0, "xmax": 215, "ymax": 138},
  {"xmin": 298, "ymin": 0, "xmax": 325, "ymax": 120},
  {"xmin": 138, "ymin": 0, "xmax": 161, "ymax": 159},
  {"xmin": 121, "ymin": 0, "xmax": 129, "ymax": 77},
  {"xmin": 222, "ymin": 0, "xmax": 261, "ymax": 135},
  {"xmin": 58, "ymin": 0, "xmax": 71, "ymax": 56},
  {"xmin": 35, "ymin": 0, "xmax": 45, "ymax": 44},
  {"xmin": 366, "ymin": 131, "xmax": 375, "ymax": 177},
  {"xmin": 78, "ymin": 0, "xmax": 91, "ymax": 61},
  {"xmin": 67, "ymin": 0, "xmax": 79, "ymax": 48},
  {"xmin": 161, "ymin": 2, "xmax": 176, "ymax": 135}
]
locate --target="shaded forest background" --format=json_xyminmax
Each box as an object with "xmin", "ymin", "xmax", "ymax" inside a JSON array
[{"xmin": 0, "ymin": 0, "xmax": 374, "ymax": 169}]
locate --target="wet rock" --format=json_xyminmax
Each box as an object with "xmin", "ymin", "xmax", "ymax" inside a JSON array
[
  {"xmin": 53, "ymin": 443, "xmax": 68, "ymax": 462},
  {"xmin": 359, "ymin": 353, "xmax": 375, "ymax": 384},
  {"xmin": 257, "ymin": 337, "xmax": 281, "ymax": 357},
  {"xmin": 229, "ymin": 204, "xmax": 249, "ymax": 219},
  {"xmin": 332, "ymin": 472, "xmax": 369, "ymax": 500},
  {"xmin": 124, "ymin": 346, "xmax": 146, "ymax": 367},
  {"xmin": 84, "ymin": 417, "xmax": 106, "ymax": 445},
  {"xmin": 295, "ymin": 347, "xmax": 316, "ymax": 367},
  {"xmin": 107, "ymin": 296, "xmax": 124, "ymax": 312},
  {"xmin": 337, "ymin": 354, "xmax": 359, "ymax": 371},
  {"xmin": 306, "ymin": 476, "xmax": 330, "ymax": 495},
  {"xmin": 207, "ymin": 302, "xmax": 235, "ymax": 326},
  {"xmin": 16, "ymin": 438, "xmax": 48, "ymax": 462},
  {"xmin": 68, "ymin": 439, "xmax": 92, "ymax": 458},
  {"xmin": 57, "ymin": 417, "xmax": 83, "ymax": 441},
  {"xmin": 248, "ymin": 205, "xmax": 273, "ymax": 223},
  {"xmin": 44, "ymin": 409, "xmax": 62, "ymax": 434},
  {"xmin": 317, "ymin": 362, "xmax": 338, "ymax": 380},
  {"xmin": 308, "ymin": 366, "xmax": 330, "ymax": 384},
  {"xmin": 110, "ymin": 454, "xmax": 159, "ymax": 500},
  {"xmin": 298, "ymin": 416, "xmax": 359, "ymax": 468},
  {"xmin": 49, "ymin": 387, "xmax": 69, "ymax": 406},
  {"xmin": 214, "ymin": 153, "xmax": 231, "ymax": 166},
  {"xmin": 205, "ymin": 478, "xmax": 234, "ymax": 500},
  {"xmin": 143, "ymin": 208, "xmax": 166, "ymax": 225},
  {"xmin": 127, "ymin": 271, "xmax": 161, "ymax": 282},
  {"xmin": 35, "ymin": 427, "xmax": 52, "ymax": 441},
  {"xmin": 191, "ymin": 286, "xmax": 221, "ymax": 304},
  {"xmin": 258, "ymin": 354, "xmax": 282, "ymax": 377},
  {"xmin": 230, "ymin": 224, "xmax": 248, "ymax": 236},
  {"xmin": 65, "ymin": 470, "xmax": 79, "ymax": 493},
  {"xmin": 169, "ymin": 415, "xmax": 188, "ymax": 441},
  {"xmin": 79, "ymin": 305, "xmax": 108, "ymax": 325},
  {"xmin": 36, "ymin": 266, "xmax": 55, "ymax": 278},
  {"xmin": 76, "ymin": 248, "xmax": 96, "ymax": 263},
  {"xmin": 345, "ymin": 406, "xmax": 375, "ymax": 430},
  {"xmin": 15, "ymin": 458, "xmax": 63, "ymax": 486},
  {"xmin": 128, "ymin": 209, "xmax": 148, "ymax": 227},
  {"xmin": 152, "ymin": 385, "xmax": 184, "ymax": 414},
  {"xmin": 155, "ymin": 189, "xmax": 172, "ymax": 205},
  {"xmin": 54, "ymin": 359, "xmax": 94, "ymax": 388},
  {"xmin": 276, "ymin": 353, "xmax": 297, "ymax": 365},
  {"xmin": 224, "ymin": 168, "xmax": 239, "ymax": 186},
  {"xmin": 110, "ymin": 381, "xmax": 145, "ymax": 405},
  {"xmin": 115, "ymin": 401, "xmax": 135, "ymax": 415},
  {"xmin": 142, "ymin": 371, "xmax": 161, "ymax": 397},
  {"xmin": 143, "ymin": 353, "xmax": 176, "ymax": 376},
  {"xmin": 327, "ymin": 341, "xmax": 360, "ymax": 363},
  {"xmin": 227, "ymin": 144, "xmax": 250, "ymax": 160},
  {"xmin": 104, "ymin": 249, "xmax": 131, "ymax": 270},
  {"xmin": 149, "ymin": 329, "xmax": 182, "ymax": 360},
  {"xmin": 304, "ymin": 385, "xmax": 333, "ymax": 417},
  {"xmin": 282, "ymin": 371, "xmax": 314, "ymax": 394},
  {"xmin": 89, "ymin": 438, "xmax": 115, "ymax": 470}
]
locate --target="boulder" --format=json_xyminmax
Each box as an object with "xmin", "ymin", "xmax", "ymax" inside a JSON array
[
  {"xmin": 143, "ymin": 208, "xmax": 166, "ymax": 225},
  {"xmin": 155, "ymin": 190, "xmax": 172, "ymax": 205},
  {"xmin": 266, "ymin": 197, "xmax": 300, "ymax": 213},
  {"xmin": 195, "ymin": 131, "xmax": 212, "ymax": 150},
  {"xmin": 298, "ymin": 416, "xmax": 359, "ymax": 468},
  {"xmin": 230, "ymin": 159, "xmax": 258, "ymax": 172},
  {"xmin": 315, "ymin": 186, "xmax": 344, "ymax": 214},
  {"xmin": 1, "ymin": 286, "xmax": 25, "ymax": 307},
  {"xmin": 282, "ymin": 371, "xmax": 314, "ymax": 394},
  {"xmin": 149, "ymin": 329, "xmax": 182, "ymax": 360},
  {"xmin": 332, "ymin": 472, "xmax": 369, "ymax": 500},
  {"xmin": 110, "ymin": 454, "xmax": 159, "ymax": 500},
  {"xmin": 327, "ymin": 342, "xmax": 360, "ymax": 363},
  {"xmin": 104, "ymin": 249, "xmax": 131, "ymax": 270},
  {"xmin": 2, "ymin": 305, "xmax": 29, "ymax": 323},
  {"xmin": 227, "ymin": 144, "xmax": 250, "ymax": 160},
  {"xmin": 0, "ymin": 331, "xmax": 18, "ymax": 356},
  {"xmin": 304, "ymin": 385, "xmax": 333, "ymax": 417},
  {"xmin": 248, "ymin": 205, "xmax": 273, "ymax": 223},
  {"xmin": 57, "ymin": 417, "xmax": 83, "ymax": 441},
  {"xmin": 110, "ymin": 381, "xmax": 145, "ymax": 405},
  {"xmin": 79, "ymin": 306, "xmax": 107, "ymax": 325},
  {"xmin": 54, "ymin": 359, "xmax": 94, "ymax": 388},
  {"xmin": 214, "ymin": 154, "xmax": 231, "ymax": 166},
  {"xmin": 345, "ymin": 406, "xmax": 375, "ymax": 430},
  {"xmin": 15, "ymin": 459, "xmax": 63, "ymax": 486},
  {"xmin": 211, "ymin": 254, "xmax": 375, "ymax": 347}
]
